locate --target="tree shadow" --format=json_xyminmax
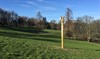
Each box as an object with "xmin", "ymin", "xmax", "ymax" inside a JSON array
[
  {"xmin": 0, "ymin": 31, "xmax": 60, "ymax": 43},
  {"xmin": 0, "ymin": 26, "xmax": 61, "ymax": 38},
  {"xmin": 0, "ymin": 26, "xmax": 48, "ymax": 34}
]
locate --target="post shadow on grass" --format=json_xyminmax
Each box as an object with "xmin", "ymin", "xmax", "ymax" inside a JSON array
[
  {"xmin": 0, "ymin": 31, "xmax": 60, "ymax": 43},
  {"xmin": 0, "ymin": 26, "xmax": 48, "ymax": 34},
  {"xmin": 95, "ymin": 49, "xmax": 100, "ymax": 51}
]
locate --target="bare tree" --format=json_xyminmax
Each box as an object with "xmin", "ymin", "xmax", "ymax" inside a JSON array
[
  {"xmin": 64, "ymin": 8, "xmax": 74, "ymax": 37},
  {"xmin": 82, "ymin": 15, "xmax": 94, "ymax": 42},
  {"xmin": 36, "ymin": 11, "xmax": 44, "ymax": 30},
  {"xmin": 75, "ymin": 16, "xmax": 94, "ymax": 41},
  {"xmin": 50, "ymin": 20, "xmax": 57, "ymax": 30},
  {"xmin": 91, "ymin": 19, "xmax": 100, "ymax": 39},
  {"xmin": 17, "ymin": 16, "xmax": 27, "ymax": 27},
  {"xmin": 28, "ymin": 18, "xmax": 36, "ymax": 27}
]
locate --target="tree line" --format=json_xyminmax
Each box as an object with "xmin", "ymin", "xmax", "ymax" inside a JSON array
[
  {"xmin": 64, "ymin": 8, "xmax": 100, "ymax": 42},
  {"xmin": 0, "ymin": 8, "xmax": 59, "ymax": 30},
  {"xmin": 0, "ymin": 8, "xmax": 100, "ymax": 43}
]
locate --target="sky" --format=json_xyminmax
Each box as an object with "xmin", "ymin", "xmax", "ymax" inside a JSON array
[{"xmin": 0, "ymin": 0, "xmax": 100, "ymax": 22}]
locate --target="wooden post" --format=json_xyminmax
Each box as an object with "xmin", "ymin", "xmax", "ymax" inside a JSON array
[{"xmin": 60, "ymin": 17, "xmax": 64, "ymax": 48}]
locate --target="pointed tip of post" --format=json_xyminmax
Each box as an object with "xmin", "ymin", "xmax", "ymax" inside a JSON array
[
  {"xmin": 60, "ymin": 16, "xmax": 63, "ymax": 19},
  {"xmin": 60, "ymin": 16, "xmax": 63, "ymax": 20},
  {"xmin": 60, "ymin": 16, "xmax": 65, "ymax": 20}
]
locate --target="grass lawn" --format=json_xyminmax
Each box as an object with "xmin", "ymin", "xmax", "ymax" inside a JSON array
[{"xmin": 0, "ymin": 27, "xmax": 100, "ymax": 59}]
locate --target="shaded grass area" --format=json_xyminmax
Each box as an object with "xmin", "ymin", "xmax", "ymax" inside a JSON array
[
  {"xmin": 0, "ymin": 26, "xmax": 48, "ymax": 33},
  {"xmin": 0, "ymin": 27, "xmax": 60, "ymax": 43},
  {"xmin": 0, "ymin": 27, "xmax": 100, "ymax": 59}
]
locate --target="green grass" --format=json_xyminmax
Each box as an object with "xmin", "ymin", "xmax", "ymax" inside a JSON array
[{"xmin": 0, "ymin": 27, "xmax": 100, "ymax": 59}]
